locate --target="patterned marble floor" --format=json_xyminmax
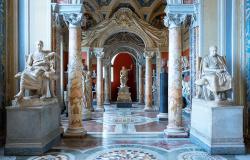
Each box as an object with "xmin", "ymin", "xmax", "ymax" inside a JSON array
[{"xmin": 1, "ymin": 104, "xmax": 250, "ymax": 160}]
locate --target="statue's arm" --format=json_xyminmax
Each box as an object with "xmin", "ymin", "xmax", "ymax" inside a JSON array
[
  {"xmin": 46, "ymin": 52, "xmax": 60, "ymax": 60},
  {"xmin": 26, "ymin": 54, "xmax": 33, "ymax": 68}
]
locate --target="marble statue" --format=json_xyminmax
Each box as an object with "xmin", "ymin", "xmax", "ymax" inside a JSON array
[
  {"xmin": 161, "ymin": 59, "xmax": 168, "ymax": 73},
  {"xmin": 15, "ymin": 41, "xmax": 59, "ymax": 100},
  {"xmin": 120, "ymin": 66, "xmax": 132, "ymax": 88},
  {"xmin": 195, "ymin": 46, "xmax": 232, "ymax": 101},
  {"xmin": 82, "ymin": 70, "xmax": 92, "ymax": 111}
]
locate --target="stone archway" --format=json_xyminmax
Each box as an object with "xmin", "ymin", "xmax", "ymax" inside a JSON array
[{"xmin": 111, "ymin": 52, "xmax": 137, "ymax": 101}]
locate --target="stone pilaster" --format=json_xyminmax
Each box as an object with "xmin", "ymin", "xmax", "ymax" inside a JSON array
[
  {"xmin": 63, "ymin": 13, "xmax": 86, "ymax": 136},
  {"xmin": 138, "ymin": 64, "xmax": 144, "ymax": 104},
  {"xmin": 94, "ymin": 48, "xmax": 105, "ymax": 111},
  {"xmin": 164, "ymin": 13, "xmax": 188, "ymax": 137},
  {"xmin": 144, "ymin": 50, "xmax": 154, "ymax": 111}
]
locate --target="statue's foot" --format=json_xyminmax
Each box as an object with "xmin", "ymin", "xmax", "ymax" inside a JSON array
[
  {"xmin": 15, "ymin": 72, "xmax": 22, "ymax": 79},
  {"xmin": 40, "ymin": 95, "xmax": 47, "ymax": 100},
  {"xmin": 14, "ymin": 91, "xmax": 24, "ymax": 100}
]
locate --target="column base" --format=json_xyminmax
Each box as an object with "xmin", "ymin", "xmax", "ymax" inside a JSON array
[
  {"xmin": 144, "ymin": 105, "xmax": 154, "ymax": 112},
  {"xmin": 82, "ymin": 109, "xmax": 92, "ymax": 120},
  {"xmin": 104, "ymin": 101, "xmax": 110, "ymax": 105},
  {"xmin": 95, "ymin": 106, "xmax": 105, "ymax": 112},
  {"xmin": 164, "ymin": 127, "xmax": 189, "ymax": 138},
  {"xmin": 157, "ymin": 113, "xmax": 168, "ymax": 121},
  {"xmin": 64, "ymin": 128, "xmax": 87, "ymax": 138}
]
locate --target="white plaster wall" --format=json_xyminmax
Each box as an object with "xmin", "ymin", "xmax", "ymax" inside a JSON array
[
  {"xmin": 29, "ymin": 0, "xmax": 51, "ymax": 52},
  {"xmin": 201, "ymin": 0, "xmax": 219, "ymax": 56}
]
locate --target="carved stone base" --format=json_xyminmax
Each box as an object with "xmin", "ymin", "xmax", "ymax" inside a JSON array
[
  {"xmin": 64, "ymin": 128, "xmax": 87, "ymax": 138},
  {"xmin": 5, "ymin": 102, "xmax": 61, "ymax": 155},
  {"xmin": 117, "ymin": 86, "xmax": 132, "ymax": 103},
  {"xmin": 12, "ymin": 97, "xmax": 58, "ymax": 108},
  {"xmin": 190, "ymin": 98, "xmax": 245, "ymax": 154},
  {"xmin": 164, "ymin": 127, "xmax": 189, "ymax": 138}
]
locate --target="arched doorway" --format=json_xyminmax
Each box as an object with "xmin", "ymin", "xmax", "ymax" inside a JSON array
[{"xmin": 111, "ymin": 53, "xmax": 137, "ymax": 102}]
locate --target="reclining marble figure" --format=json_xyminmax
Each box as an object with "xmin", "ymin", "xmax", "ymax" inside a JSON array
[
  {"xmin": 15, "ymin": 41, "xmax": 59, "ymax": 100},
  {"xmin": 195, "ymin": 45, "xmax": 232, "ymax": 101}
]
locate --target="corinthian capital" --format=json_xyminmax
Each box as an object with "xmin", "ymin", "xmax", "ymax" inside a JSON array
[
  {"xmin": 63, "ymin": 13, "xmax": 82, "ymax": 27},
  {"xmin": 164, "ymin": 13, "xmax": 186, "ymax": 29},
  {"xmin": 93, "ymin": 48, "xmax": 104, "ymax": 58},
  {"xmin": 144, "ymin": 50, "xmax": 155, "ymax": 59}
]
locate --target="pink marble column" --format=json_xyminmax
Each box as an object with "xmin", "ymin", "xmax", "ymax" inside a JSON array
[
  {"xmin": 164, "ymin": 14, "xmax": 188, "ymax": 137},
  {"xmin": 144, "ymin": 50, "xmax": 154, "ymax": 111},
  {"xmin": 63, "ymin": 13, "xmax": 86, "ymax": 136},
  {"xmin": 94, "ymin": 48, "xmax": 105, "ymax": 111}
]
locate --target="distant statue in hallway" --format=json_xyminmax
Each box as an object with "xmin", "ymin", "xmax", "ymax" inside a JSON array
[
  {"xmin": 82, "ymin": 69, "xmax": 92, "ymax": 111},
  {"xmin": 195, "ymin": 45, "xmax": 232, "ymax": 101},
  {"xmin": 15, "ymin": 41, "xmax": 59, "ymax": 100},
  {"xmin": 120, "ymin": 65, "xmax": 132, "ymax": 88}
]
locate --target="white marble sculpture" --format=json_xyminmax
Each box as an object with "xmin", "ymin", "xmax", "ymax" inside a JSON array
[
  {"xmin": 15, "ymin": 41, "xmax": 59, "ymax": 100},
  {"xmin": 195, "ymin": 46, "xmax": 232, "ymax": 101},
  {"xmin": 82, "ymin": 70, "xmax": 92, "ymax": 111},
  {"xmin": 120, "ymin": 66, "xmax": 131, "ymax": 87}
]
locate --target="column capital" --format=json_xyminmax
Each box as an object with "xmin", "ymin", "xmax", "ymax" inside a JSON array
[
  {"xmin": 103, "ymin": 58, "xmax": 111, "ymax": 66},
  {"xmin": 164, "ymin": 13, "xmax": 186, "ymax": 29},
  {"xmin": 93, "ymin": 48, "xmax": 104, "ymax": 58},
  {"xmin": 144, "ymin": 49, "xmax": 155, "ymax": 59},
  {"xmin": 63, "ymin": 13, "xmax": 82, "ymax": 27}
]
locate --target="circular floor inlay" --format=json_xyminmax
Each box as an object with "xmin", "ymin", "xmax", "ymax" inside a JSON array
[
  {"xmin": 83, "ymin": 144, "xmax": 167, "ymax": 160},
  {"xmin": 95, "ymin": 149, "xmax": 157, "ymax": 160},
  {"xmin": 27, "ymin": 152, "xmax": 75, "ymax": 160},
  {"xmin": 178, "ymin": 151, "xmax": 227, "ymax": 160}
]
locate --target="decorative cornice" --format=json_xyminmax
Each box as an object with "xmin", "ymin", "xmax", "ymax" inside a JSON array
[
  {"xmin": 164, "ymin": 13, "xmax": 186, "ymax": 28},
  {"xmin": 93, "ymin": 48, "xmax": 104, "ymax": 58},
  {"xmin": 63, "ymin": 13, "xmax": 82, "ymax": 27}
]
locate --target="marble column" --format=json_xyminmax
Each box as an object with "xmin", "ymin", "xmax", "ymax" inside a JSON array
[
  {"xmin": 138, "ymin": 64, "xmax": 144, "ymax": 104},
  {"xmin": 63, "ymin": 13, "xmax": 86, "ymax": 136},
  {"xmin": 164, "ymin": 14, "xmax": 188, "ymax": 137},
  {"xmin": 94, "ymin": 48, "xmax": 105, "ymax": 111},
  {"xmin": 144, "ymin": 50, "xmax": 154, "ymax": 111},
  {"xmin": 104, "ymin": 63, "xmax": 110, "ymax": 104},
  {"xmin": 156, "ymin": 49, "xmax": 162, "ymax": 108},
  {"xmin": 86, "ymin": 47, "xmax": 92, "ymax": 72}
]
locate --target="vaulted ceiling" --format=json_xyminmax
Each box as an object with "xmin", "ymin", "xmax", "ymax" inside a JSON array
[{"xmin": 83, "ymin": 0, "xmax": 167, "ymax": 29}]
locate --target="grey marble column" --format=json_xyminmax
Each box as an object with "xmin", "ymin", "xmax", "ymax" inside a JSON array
[
  {"xmin": 164, "ymin": 14, "xmax": 188, "ymax": 137},
  {"xmin": 156, "ymin": 49, "xmax": 162, "ymax": 108},
  {"xmin": 94, "ymin": 48, "xmax": 105, "ymax": 111},
  {"xmin": 144, "ymin": 50, "xmax": 154, "ymax": 111},
  {"xmin": 63, "ymin": 13, "xmax": 86, "ymax": 136},
  {"xmin": 104, "ymin": 63, "xmax": 110, "ymax": 104},
  {"xmin": 138, "ymin": 64, "xmax": 144, "ymax": 104}
]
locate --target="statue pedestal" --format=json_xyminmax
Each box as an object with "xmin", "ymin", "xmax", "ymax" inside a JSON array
[
  {"xmin": 117, "ymin": 86, "xmax": 132, "ymax": 108},
  {"xmin": 5, "ymin": 98, "xmax": 61, "ymax": 156},
  {"xmin": 190, "ymin": 98, "xmax": 245, "ymax": 154}
]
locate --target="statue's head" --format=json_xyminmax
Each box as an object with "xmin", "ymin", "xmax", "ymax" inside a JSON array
[
  {"xmin": 122, "ymin": 66, "xmax": 125, "ymax": 70},
  {"xmin": 36, "ymin": 41, "xmax": 44, "ymax": 51},
  {"xmin": 209, "ymin": 46, "xmax": 218, "ymax": 57}
]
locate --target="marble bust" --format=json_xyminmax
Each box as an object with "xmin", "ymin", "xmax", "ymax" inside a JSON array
[
  {"xmin": 195, "ymin": 46, "xmax": 232, "ymax": 101},
  {"xmin": 15, "ymin": 41, "xmax": 58, "ymax": 100},
  {"xmin": 120, "ymin": 66, "xmax": 132, "ymax": 88}
]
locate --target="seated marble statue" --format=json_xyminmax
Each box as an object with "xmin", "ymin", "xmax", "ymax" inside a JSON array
[
  {"xmin": 15, "ymin": 41, "xmax": 59, "ymax": 100},
  {"xmin": 120, "ymin": 65, "xmax": 132, "ymax": 88},
  {"xmin": 195, "ymin": 46, "xmax": 232, "ymax": 101}
]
